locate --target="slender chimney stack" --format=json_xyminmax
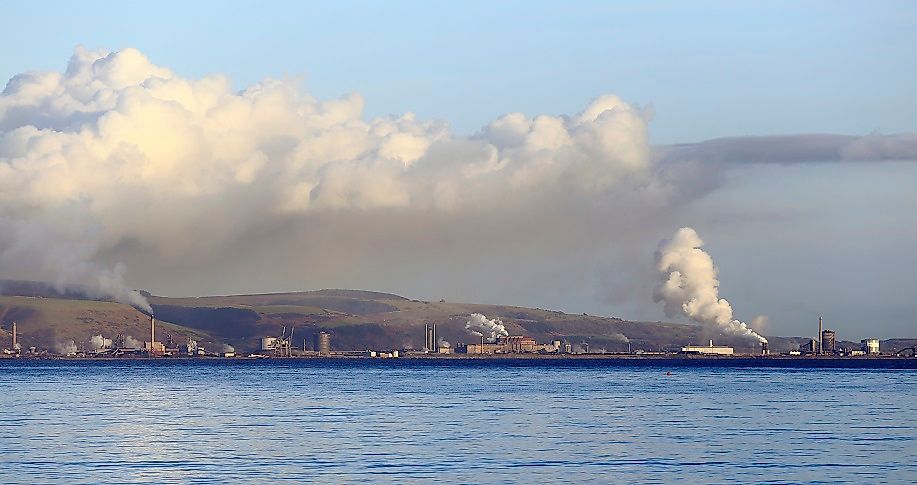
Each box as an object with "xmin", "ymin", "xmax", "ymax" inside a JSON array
[
  {"xmin": 818, "ymin": 316, "xmax": 823, "ymax": 355},
  {"xmin": 151, "ymin": 314, "xmax": 156, "ymax": 348},
  {"xmin": 11, "ymin": 321, "xmax": 16, "ymax": 350}
]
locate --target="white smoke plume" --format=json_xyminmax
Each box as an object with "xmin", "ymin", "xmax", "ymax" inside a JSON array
[
  {"xmin": 90, "ymin": 334, "xmax": 113, "ymax": 350},
  {"xmin": 654, "ymin": 227, "xmax": 767, "ymax": 343},
  {"xmin": 0, "ymin": 213, "xmax": 152, "ymax": 312},
  {"xmin": 609, "ymin": 332, "xmax": 630, "ymax": 343},
  {"xmin": 123, "ymin": 335, "xmax": 143, "ymax": 349},
  {"xmin": 55, "ymin": 339, "xmax": 78, "ymax": 355},
  {"xmin": 0, "ymin": 46, "xmax": 696, "ymax": 302},
  {"xmin": 222, "ymin": 344, "xmax": 235, "ymax": 353},
  {"xmin": 465, "ymin": 313, "xmax": 509, "ymax": 342}
]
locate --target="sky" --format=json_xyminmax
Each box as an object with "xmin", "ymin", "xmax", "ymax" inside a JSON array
[
  {"xmin": 0, "ymin": 1, "xmax": 915, "ymax": 339},
  {"xmin": 3, "ymin": 1, "xmax": 916, "ymax": 142}
]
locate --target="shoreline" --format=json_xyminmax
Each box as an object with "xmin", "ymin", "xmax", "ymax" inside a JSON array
[{"xmin": 1, "ymin": 353, "xmax": 911, "ymax": 361}]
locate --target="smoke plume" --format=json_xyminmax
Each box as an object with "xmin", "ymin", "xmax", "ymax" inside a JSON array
[
  {"xmin": 123, "ymin": 335, "xmax": 143, "ymax": 349},
  {"xmin": 90, "ymin": 334, "xmax": 113, "ymax": 350},
  {"xmin": 654, "ymin": 227, "xmax": 767, "ymax": 343},
  {"xmin": 55, "ymin": 339, "xmax": 77, "ymax": 355},
  {"xmin": 465, "ymin": 313, "xmax": 509, "ymax": 342},
  {"xmin": 609, "ymin": 332, "xmax": 630, "ymax": 343}
]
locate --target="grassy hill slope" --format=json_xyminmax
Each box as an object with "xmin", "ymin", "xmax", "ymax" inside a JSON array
[
  {"xmin": 0, "ymin": 296, "xmax": 218, "ymax": 352},
  {"xmin": 5, "ymin": 281, "xmax": 907, "ymax": 355}
]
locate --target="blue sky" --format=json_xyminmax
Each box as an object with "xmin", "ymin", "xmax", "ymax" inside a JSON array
[
  {"xmin": 0, "ymin": 1, "xmax": 915, "ymax": 339},
  {"xmin": 3, "ymin": 1, "xmax": 915, "ymax": 142}
]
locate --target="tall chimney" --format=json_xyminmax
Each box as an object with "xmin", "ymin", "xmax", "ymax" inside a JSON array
[
  {"xmin": 11, "ymin": 321, "xmax": 16, "ymax": 350},
  {"xmin": 151, "ymin": 314, "xmax": 156, "ymax": 348},
  {"xmin": 818, "ymin": 316, "xmax": 823, "ymax": 355}
]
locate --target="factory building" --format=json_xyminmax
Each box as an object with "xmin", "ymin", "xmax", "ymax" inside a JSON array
[
  {"xmin": 458, "ymin": 335, "xmax": 539, "ymax": 354},
  {"xmin": 861, "ymin": 338, "xmax": 880, "ymax": 355},
  {"xmin": 499, "ymin": 336, "xmax": 537, "ymax": 353},
  {"xmin": 261, "ymin": 337, "xmax": 278, "ymax": 352},
  {"xmin": 178, "ymin": 337, "xmax": 203, "ymax": 357},
  {"xmin": 315, "ymin": 331, "xmax": 331, "ymax": 355},
  {"xmin": 681, "ymin": 340, "xmax": 734, "ymax": 355},
  {"xmin": 437, "ymin": 342, "xmax": 452, "ymax": 354},
  {"xmin": 821, "ymin": 329, "xmax": 837, "ymax": 353},
  {"xmin": 799, "ymin": 338, "xmax": 819, "ymax": 354},
  {"xmin": 145, "ymin": 341, "xmax": 166, "ymax": 355}
]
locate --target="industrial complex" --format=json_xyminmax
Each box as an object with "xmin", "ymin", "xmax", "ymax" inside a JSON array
[{"xmin": 0, "ymin": 313, "xmax": 911, "ymax": 360}]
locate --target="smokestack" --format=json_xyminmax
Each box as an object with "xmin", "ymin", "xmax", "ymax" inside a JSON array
[
  {"xmin": 761, "ymin": 342, "xmax": 769, "ymax": 355},
  {"xmin": 151, "ymin": 314, "xmax": 156, "ymax": 348},
  {"xmin": 818, "ymin": 316, "xmax": 823, "ymax": 355},
  {"xmin": 709, "ymin": 339, "xmax": 713, "ymax": 347},
  {"xmin": 11, "ymin": 321, "xmax": 16, "ymax": 350}
]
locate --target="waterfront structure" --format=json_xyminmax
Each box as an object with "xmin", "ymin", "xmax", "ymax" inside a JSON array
[
  {"xmin": 458, "ymin": 335, "xmax": 538, "ymax": 354},
  {"xmin": 818, "ymin": 316, "xmax": 823, "ymax": 354},
  {"xmin": 821, "ymin": 329, "xmax": 836, "ymax": 353},
  {"xmin": 424, "ymin": 323, "xmax": 436, "ymax": 352},
  {"xmin": 861, "ymin": 339, "xmax": 880, "ymax": 355},
  {"xmin": 146, "ymin": 315, "xmax": 165, "ymax": 356},
  {"xmin": 681, "ymin": 340, "xmax": 734, "ymax": 355},
  {"xmin": 438, "ymin": 342, "xmax": 452, "ymax": 354},
  {"xmin": 500, "ymin": 336, "xmax": 537, "ymax": 353},
  {"xmin": 315, "ymin": 331, "xmax": 331, "ymax": 355},
  {"xmin": 179, "ymin": 338, "xmax": 200, "ymax": 357},
  {"xmin": 799, "ymin": 338, "xmax": 819, "ymax": 354},
  {"xmin": 261, "ymin": 337, "xmax": 278, "ymax": 352}
]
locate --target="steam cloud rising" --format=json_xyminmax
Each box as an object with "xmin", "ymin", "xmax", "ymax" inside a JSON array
[
  {"xmin": 654, "ymin": 227, "xmax": 767, "ymax": 343},
  {"xmin": 55, "ymin": 339, "xmax": 77, "ymax": 355},
  {"xmin": 0, "ymin": 46, "xmax": 698, "ymax": 305},
  {"xmin": 123, "ymin": 335, "xmax": 143, "ymax": 349},
  {"xmin": 90, "ymin": 334, "xmax": 113, "ymax": 350},
  {"xmin": 465, "ymin": 313, "xmax": 509, "ymax": 342}
]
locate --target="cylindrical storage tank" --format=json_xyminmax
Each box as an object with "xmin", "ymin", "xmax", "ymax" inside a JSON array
[
  {"xmin": 317, "ymin": 332, "xmax": 331, "ymax": 355},
  {"xmin": 391, "ymin": 350, "xmax": 399, "ymax": 358}
]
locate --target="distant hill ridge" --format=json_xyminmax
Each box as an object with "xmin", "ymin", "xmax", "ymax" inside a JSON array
[{"xmin": 0, "ymin": 280, "xmax": 913, "ymax": 355}]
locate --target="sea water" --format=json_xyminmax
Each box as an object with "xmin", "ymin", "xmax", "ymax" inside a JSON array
[{"xmin": 0, "ymin": 358, "xmax": 915, "ymax": 484}]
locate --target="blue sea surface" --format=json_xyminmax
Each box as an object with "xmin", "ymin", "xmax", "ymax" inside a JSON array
[{"xmin": 0, "ymin": 358, "xmax": 915, "ymax": 484}]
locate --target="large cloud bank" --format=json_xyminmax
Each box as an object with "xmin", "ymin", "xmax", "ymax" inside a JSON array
[{"xmin": 0, "ymin": 47, "xmax": 699, "ymax": 305}]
